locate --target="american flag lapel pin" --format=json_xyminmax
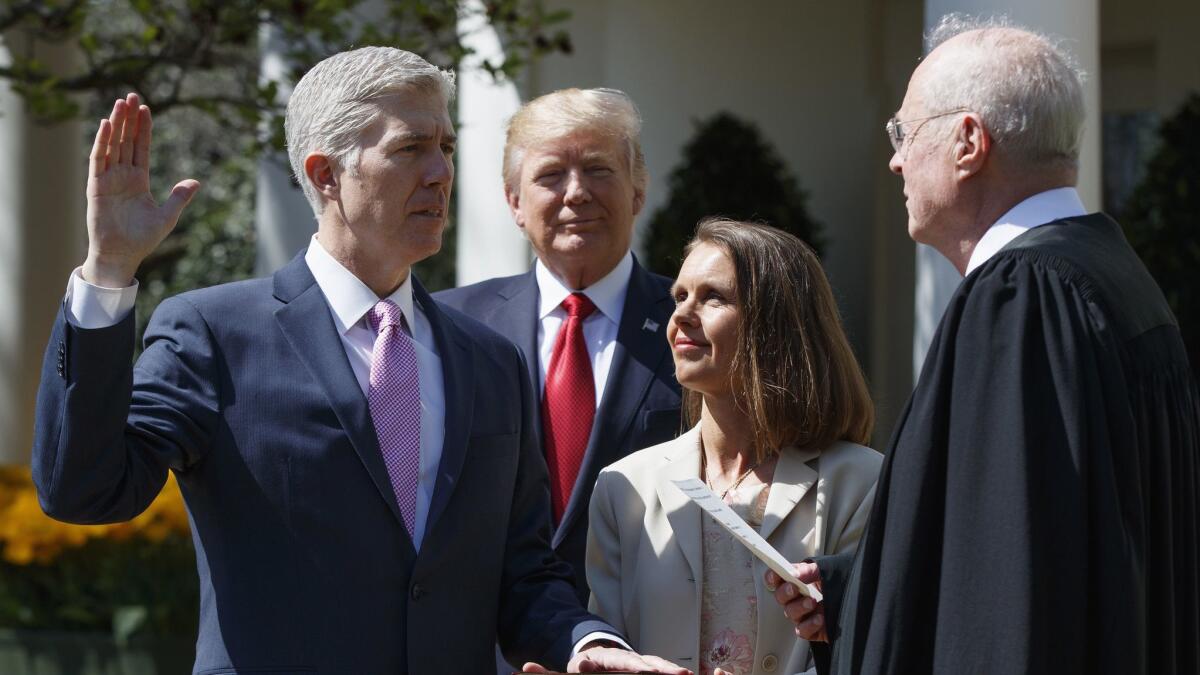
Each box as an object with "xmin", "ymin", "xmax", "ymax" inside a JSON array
[{"xmin": 642, "ymin": 318, "xmax": 660, "ymax": 332}]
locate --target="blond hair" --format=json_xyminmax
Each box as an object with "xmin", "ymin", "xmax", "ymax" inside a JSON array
[{"xmin": 502, "ymin": 87, "xmax": 646, "ymax": 195}]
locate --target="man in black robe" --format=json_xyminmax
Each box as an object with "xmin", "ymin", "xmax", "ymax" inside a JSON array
[{"xmin": 769, "ymin": 14, "xmax": 1200, "ymax": 675}]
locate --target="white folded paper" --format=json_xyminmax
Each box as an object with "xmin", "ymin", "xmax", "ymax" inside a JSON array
[{"xmin": 672, "ymin": 477, "xmax": 823, "ymax": 601}]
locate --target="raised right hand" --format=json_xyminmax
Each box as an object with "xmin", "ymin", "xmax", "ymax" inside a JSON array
[{"xmin": 82, "ymin": 92, "xmax": 200, "ymax": 288}]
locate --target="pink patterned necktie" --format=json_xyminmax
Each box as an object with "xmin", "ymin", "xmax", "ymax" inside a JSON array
[
  {"xmin": 542, "ymin": 292, "xmax": 597, "ymax": 524},
  {"xmin": 366, "ymin": 299, "xmax": 421, "ymax": 537}
]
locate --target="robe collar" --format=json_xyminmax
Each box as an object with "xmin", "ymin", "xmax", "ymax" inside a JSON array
[{"xmin": 965, "ymin": 187, "xmax": 1087, "ymax": 275}]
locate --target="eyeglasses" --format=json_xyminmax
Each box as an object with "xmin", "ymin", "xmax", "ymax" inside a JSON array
[{"xmin": 885, "ymin": 108, "xmax": 971, "ymax": 153}]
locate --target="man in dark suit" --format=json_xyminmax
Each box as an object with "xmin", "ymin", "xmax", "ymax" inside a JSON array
[
  {"xmin": 436, "ymin": 88, "xmax": 682, "ymax": 602},
  {"xmin": 32, "ymin": 48, "xmax": 688, "ymax": 675}
]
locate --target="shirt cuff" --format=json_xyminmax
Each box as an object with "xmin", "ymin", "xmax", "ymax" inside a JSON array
[
  {"xmin": 65, "ymin": 267, "xmax": 138, "ymax": 329},
  {"xmin": 570, "ymin": 631, "xmax": 632, "ymax": 660}
]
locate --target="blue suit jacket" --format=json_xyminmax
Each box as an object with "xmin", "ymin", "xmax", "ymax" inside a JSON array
[
  {"xmin": 435, "ymin": 257, "xmax": 683, "ymax": 600},
  {"xmin": 32, "ymin": 253, "xmax": 612, "ymax": 674}
]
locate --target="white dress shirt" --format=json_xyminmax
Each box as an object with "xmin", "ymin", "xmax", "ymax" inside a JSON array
[
  {"xmin": 535, "ymin": 251, "xmax": 632, "ymax": 406},
  {"xmin": 533, "ymin": 252, "xmax": 636, "ymax": 657},
  {"xmin": 303, "ymin": 236, "xmax": 446, "ymax": 552},
  {"xmin": 965, "ymin": 187, "xmax": 1088, "ymax": 275},
  {"xmin": 65, "ymin": 235, "xmax": 447, "ymax": 552}
]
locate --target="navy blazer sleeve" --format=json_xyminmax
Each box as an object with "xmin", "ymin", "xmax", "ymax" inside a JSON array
[
  {"xmin": 494, "ymin": 345, "xmax": 617, "ymax": 667},
  {"xmin": 33, "ymin": 297, "xmax": 219, "ymax": 524}
]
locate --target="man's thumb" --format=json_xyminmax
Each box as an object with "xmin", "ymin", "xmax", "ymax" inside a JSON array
[{"xmin": 163, "ymin": 179, "xmax": 201, "ymax": 225}]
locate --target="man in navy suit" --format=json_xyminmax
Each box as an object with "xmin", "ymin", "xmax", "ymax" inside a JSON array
[
  {"xmin": 32, "ymin": 48, "xmax": 688, "ymax": 675},
  {"xmin": 436, "ymin": 88, "xmax": 683, "ymax": 602}
]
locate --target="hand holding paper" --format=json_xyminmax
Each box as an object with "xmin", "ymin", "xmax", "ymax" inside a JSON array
[{"xmin": 767, "ymin": 561, "xmax": 828, "ymax": 642}]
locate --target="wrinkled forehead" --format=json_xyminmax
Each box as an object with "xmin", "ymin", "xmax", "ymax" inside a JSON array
[{"xmin": 521, "ymin": 128, "xmax": 629, "ymax": 167}]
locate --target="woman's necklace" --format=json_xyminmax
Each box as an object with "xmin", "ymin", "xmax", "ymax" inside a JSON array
[{"xmin": 703, "ymin": 453, "xmax": 761, "ymax": 501}]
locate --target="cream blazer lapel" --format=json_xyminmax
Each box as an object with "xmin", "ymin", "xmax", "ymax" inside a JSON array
[
  {"xmin": 654, "ymin": 436, "xmax": 824, "ymax": 674},
  {"xmin": 760, "ymin": 445, "xmax": 820, "ymax": 541},
  {"xmin": 589, "ymin": 428, "xmax": 880, "ymax": 675},
  {"xmin": 654, "ymin": 433, "xmax": 822, "ymax": 588},
  {"xmin": 653, "ymin": 425, "xmax": 704, "ymax": 586}
]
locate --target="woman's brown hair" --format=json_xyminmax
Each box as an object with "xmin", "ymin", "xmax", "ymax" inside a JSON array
[{"xmin": 681, "ymin": 218, "xmax": 874, "ymax": 461}]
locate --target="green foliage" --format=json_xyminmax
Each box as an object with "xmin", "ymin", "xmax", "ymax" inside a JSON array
[
  {"xmin": 0, "ymin": 537, "xmax": 198, "ymax": 639},
  {"xmin": 1, "ymin": 0, "xmax": 572, "ymax": 146},
  {"xmin": 1121, "ymin": 93, "xmax": 1200, "ymax": 379},
  {"xmin": 641, "ymin": 112, "xmax": 824, "ymax": 277},
  {"xmin": 133, "ymin": 106, "xmax": 258, "ymax": 342},
  {"xmin": 0, "ymin": 0, "xmax": 571, "ymax": 326}
]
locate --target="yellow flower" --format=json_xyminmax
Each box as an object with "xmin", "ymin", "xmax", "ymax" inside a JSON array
[{"xmin": 0, "ymin": 465, "xmax": 191, "ymax": 565}]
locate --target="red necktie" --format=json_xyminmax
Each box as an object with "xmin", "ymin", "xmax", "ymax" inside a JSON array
[{"xmin": 543, "ymin": 293, "xmax": 597, "ymax": 523}]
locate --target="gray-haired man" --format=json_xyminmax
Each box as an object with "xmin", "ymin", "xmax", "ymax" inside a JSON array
[
  {"xmin": 771, "ymin": 15, "xmax": 1200, "ymax": 675},
  {"xmin": 32, "ymin": 46, "xmax": 688, "ymax": 675}
]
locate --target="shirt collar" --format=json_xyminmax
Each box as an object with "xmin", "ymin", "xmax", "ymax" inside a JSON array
[
  {"xmin": 534, "ymin": 250, "xmax": 633, "ymax": 324},
  {"xmin": 304, "ymin": 234, "xmax": 417, "ymax": 335},
  {"xmin": 965, "ymin": 187, "xmax": 1087, "ymax": 275}
]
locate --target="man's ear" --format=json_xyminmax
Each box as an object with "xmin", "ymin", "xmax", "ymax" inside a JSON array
[
  {"xmin": 304, "ymin": 153, "xmax": 339, "ymax": 203},
  {"xmin": 505, "ymin": 184, "xmax": 525, "ymax": 229},
  {"xmin": 954, "ymin": 113, "xmax": 991, "ymax": 179},
  {"xmin": 632, "ymin": 186, "xmax": 646, "ymax": 217}
]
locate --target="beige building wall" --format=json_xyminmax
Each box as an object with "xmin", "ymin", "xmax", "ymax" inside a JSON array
[{"xmin": 1101, "ymin": 0, "xmax": 1200, "ymax": 116}]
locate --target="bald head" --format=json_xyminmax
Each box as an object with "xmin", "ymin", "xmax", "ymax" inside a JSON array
[{"xmin": 916, "ymin": 15, "xmax": 1085, "ymax": 177}]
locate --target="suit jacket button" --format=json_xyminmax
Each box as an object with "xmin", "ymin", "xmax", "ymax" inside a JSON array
[
  {"xmin": 410, "ymin": 583, "xmax": 426, "ymax": 600},
  {"xmin": 761, "ymin": 653, "xmax": 778, "ymax": 672}
]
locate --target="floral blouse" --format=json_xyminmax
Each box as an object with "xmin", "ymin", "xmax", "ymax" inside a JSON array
[{"xmin": 699, "ymin": 483, "xmax": 771, "ymax": 675}]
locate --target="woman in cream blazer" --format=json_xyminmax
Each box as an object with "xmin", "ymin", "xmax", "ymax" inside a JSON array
[{"xmin": 586, "ymin": 219, "xmax": 882, "ymax": 675}]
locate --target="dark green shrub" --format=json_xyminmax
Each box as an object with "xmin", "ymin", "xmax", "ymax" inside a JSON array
[
  {"xmin": 641, "ymin": 112, "xmax": 823, "ymax": 277},
  {"xmin": 1121, "ymin": 94, "xmax": 1200, "ymax": 380}
]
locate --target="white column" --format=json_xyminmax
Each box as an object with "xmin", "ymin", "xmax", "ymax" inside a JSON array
[
  {"xmin": 454, "ymin": 0, "xmax": 530, "ymax": 286},
  {"xmin": 0, "ymin": 35, "xmax": 85, "ymax": 463},
  {"xmin": 255, "ymin": 26, "xmax": 316, "ymax": 276},
  {"xmin": 913, "ymin": 0, "xmax": 1101, "ymax": 377},
  {"xmin": 912, "ymin": 245, "xmax": 961, "ymax": 377}
]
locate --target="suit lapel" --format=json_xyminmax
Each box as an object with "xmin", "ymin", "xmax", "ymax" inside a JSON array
[
  {"xmin": 415, "ymin": 279, "xmax": 477, "ymax": 538},
  {"xmin": 760, "ymin": 446, "xmax": 820, "ymax": 542},
  {"xmin": 555, "ymin": 260, "xmax": 675, "ymax": 545},
  {"xmin": 655, "ymin": 426, "xmax": 704, "ymax": 583},
  {"xmin": 487, "ymin": 271, "xmax": 541, "ymax": 404},
  {"xmin": 272, "ymin": 256, "xmax": 412, "ymax": 541}
]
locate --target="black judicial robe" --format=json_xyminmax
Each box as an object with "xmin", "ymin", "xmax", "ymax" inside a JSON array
[{"xmin": 820, "ymin": 214, "xmax": 1200, "ymax": 674}]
